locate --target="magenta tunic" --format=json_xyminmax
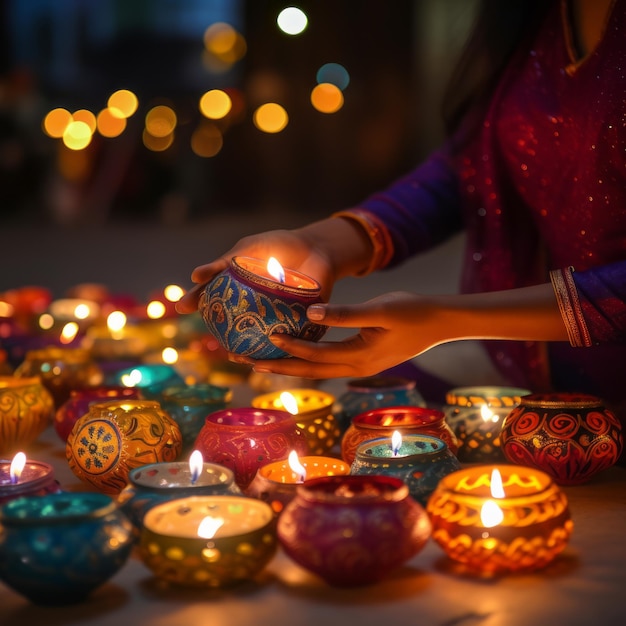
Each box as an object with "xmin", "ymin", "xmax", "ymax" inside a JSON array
[{"xmin": 356, "ymin": 1, "xmax": 626, "ymax": 412}]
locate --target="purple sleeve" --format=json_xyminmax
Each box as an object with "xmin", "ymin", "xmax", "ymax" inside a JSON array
[
  {"xmin": 356, "ymin": 144, "xmax": 464, "ymax": 267},
  {"xmin": 574, "ymin": 261, "xmax": 626, "ymax": 344}
]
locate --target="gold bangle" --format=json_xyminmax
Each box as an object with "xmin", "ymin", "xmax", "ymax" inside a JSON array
[
  {"xmin": 549, "ymin": 266, "xmax": 592, "ymax": 347},
  {"xmin": 332, "ymin": 209, "xmax": 394, "ymax": 276}
]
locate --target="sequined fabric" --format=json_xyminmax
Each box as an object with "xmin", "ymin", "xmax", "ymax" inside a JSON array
[{"xmin": 355, "ymin": 1, "xmax": 625, "ymax": 409}]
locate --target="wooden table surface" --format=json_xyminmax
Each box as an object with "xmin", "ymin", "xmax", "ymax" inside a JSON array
[{"xmin": 2, "ymin": 381, "xmax": 626, "ymax": 626}]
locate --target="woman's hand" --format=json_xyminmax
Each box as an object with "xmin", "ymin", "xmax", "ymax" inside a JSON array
[
  {"xmin": 231, "ymin": 283, "xmax": 568, "ymax": 379},
  {"xmin": 232, "ymin": 291, "xmax": 446, "ymax": 379},
  {"xmin": 175, "ymin": 217, "xmax": 376, "ymax": 315},
  {"xmin": 175, "ymin": 228, "xmax": 336, "ymax": 315}
]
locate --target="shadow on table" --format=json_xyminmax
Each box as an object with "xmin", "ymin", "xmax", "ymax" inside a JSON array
[{"xmin": 1, "ymin": 582, "xmax": 130, "ymax": 626}]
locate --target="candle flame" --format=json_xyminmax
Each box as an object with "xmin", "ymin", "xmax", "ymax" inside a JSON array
[
  {"xmin": 480, "ymin": 468, "xmax": 506, "ymax": 529},
  {"xmin": 288, "ymin": 450, "xmax": 307, "ymax": 483},
  {"xmin": 480, "ymin": 404, "xmax": 499, "ymax": 423},
  {"xmin": 10, "ymin": 452, "xmax": 26, "ymax": 484},
  {"xmin": 490, "ymin": 468, "xmax": 505, "ymax": 498},
  {"xmin": 480, "ymin": 499, "xmax": 504, "ymax": 528},
  {"xmin": 280, "ymin": 391, "xmax": 299, "ymax": 415},
  {"xmin": 189, "ymin": 450, "xmax": 204, "ymax": 484},
  {"xmin": 267, "ymin": 257, "xmax": 286, "ymax": 284},
  {"xmin": 197, "ymin": 515, "xmax": 225, "ymax": 539},
  {"xmin": 391, "ymin": 430, "xmax": 402, "ymax": 455}
]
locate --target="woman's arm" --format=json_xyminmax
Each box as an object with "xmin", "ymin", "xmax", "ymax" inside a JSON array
[{"xmin": 232, "ymin": 282, "xmax": 569, "ymax": 380}]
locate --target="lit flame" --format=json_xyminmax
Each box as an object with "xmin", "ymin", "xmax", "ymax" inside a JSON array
[
  {"xmin": 480, "ymin": 468, "xmax": 506, "ymax": 528},
  {"xmin": 490, "ymin": 467, "xmax": 505, "ymax": 498},
  {"xmin": 280, "ymin": 391, "xmax": 299, "ymax": 415},
  {"xmin": 267, "ymin": 257, "xmax": 286, "ymax": 284},
  {"xmin": 391, "ymin": 430, "xmax": 402, "ymax": 455},
  {"xmin": 480, "ymin": 500, "xmax": 504, "ymax": 528},
  {"xmin": 197, "ymin": 516, "xmax": 225, "ymax": 539},
  {"xmin": 10, "ymin": 452, "xmax": 26, "ymax": 484},
  {"xmin": 288, "ymin": 450, "xmax": 306, "ymax": 483},
  {"xmin": 480, "ymin": 404, "xmax": 499, "ymax": 423},
  {"xmin": 189, "ymin": 450, "xmax": 204, "ymax": 484}
]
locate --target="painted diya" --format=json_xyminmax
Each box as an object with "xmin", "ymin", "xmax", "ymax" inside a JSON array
[
  {"xmin": 199, "ymin": 256, "xmax": 327, "ymax": 359},
  {"xmin": 65, "ymin": 399, "xmax": 183, "ymax": 494}
]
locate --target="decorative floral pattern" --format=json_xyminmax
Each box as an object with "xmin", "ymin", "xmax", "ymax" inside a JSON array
[{"xmin": 500, "ymin": 393, "xmax": 623, "ymax": 485}]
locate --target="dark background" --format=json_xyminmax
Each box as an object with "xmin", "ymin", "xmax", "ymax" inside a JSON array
[{"xmin": 0, "ymin": 0, "xmax": 476, "ymax": 298}]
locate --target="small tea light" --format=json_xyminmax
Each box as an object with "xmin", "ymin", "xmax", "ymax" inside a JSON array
[
  {"xmin": 0, "ymin": 452, "xmax": 61, "ymax": 505},
  {"xmin": 350, "ymin": 431, "xmax": 461, "ymax": 506},
  {"xmin": 245, "ymin": 450, "xmax": 351, "ymax": 514},
  {"xmin": 443, "ymin": 385, "xmax": 530, "ymax": 463},
  {"xmin": 455, "ymin": 404, "xmax": 510, "ymax": 463},
  {"xmin": 138, "ymin": 495, "xmax": 278, "ymax": 587},
  {"xmin": 426, "ymin": 464, "xmax": 574, "ymax": 576},
  {"xmin": 199, "ymin": 256, "xmax": 327, "ymax": 359},
  {"xmin": 252, "ymin": 389, "xmax": 341, "ymax": 455},
  {"xmin": 117, "ymin": 450, "xmax": 242, "ymax": 532}
]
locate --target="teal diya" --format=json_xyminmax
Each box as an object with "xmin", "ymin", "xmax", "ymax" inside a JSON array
[
  {"xmin": 199, "ymin": 256, "xmax": 327, "ymax": 359},
  {"xmin": 350, "ymin": 432, "xmax": 461, "ymax": 507}
]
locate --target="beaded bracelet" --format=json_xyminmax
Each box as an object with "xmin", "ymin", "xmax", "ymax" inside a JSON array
[{"xmin": 332, "ymin": 209, "xmax": 395, "ymax": 276}]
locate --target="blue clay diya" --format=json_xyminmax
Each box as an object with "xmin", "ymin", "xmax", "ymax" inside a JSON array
[
  {"xmin": 0, "ymin": 491, "xmax": 134, "ymax": 605},
  {"xmin": 199, "ymin": 256, "xmax": 327, "ymax": 359},
  {"xmin": 350, "ymin": 433, "xmax": 461, "ymax": 507}
]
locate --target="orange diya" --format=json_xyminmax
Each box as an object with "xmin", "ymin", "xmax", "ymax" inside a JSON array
[
  {"xmin": 245, "ymin": 450, "xmax": 350, "ymax": 515},
  {"xmin": 426, "ymin": 464, "xmax": 573, "ymax": 576}
]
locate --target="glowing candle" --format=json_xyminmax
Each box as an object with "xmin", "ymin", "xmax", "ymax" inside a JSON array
[
  {"xmin": 0, "ymin": 453, "xmax": 60, "ymax": 505},
  {"xmin": 138, "ymin": 495, "xmax": 278, "ymax": 587},
  {"xmin": 427, "ymin": 464, "xmax": 574, "ymax": 575},
  {"xmin": 199, "ymin": 256, "xmax": 327, "ymax": 359}
]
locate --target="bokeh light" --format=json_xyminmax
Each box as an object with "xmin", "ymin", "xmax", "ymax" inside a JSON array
[
  {"xmin": 203, "ymin": 22, "xmax": 247, "ymax": 68},
  {"xmin": 43, "ymin": 108, "xmax": 72, "ymax": 138},
  {"xmin": 97, "ymin": 108, "xmax": 127, "ymax": 138},
  {"xmin": 277, "ymin": 7, "xmax": 308, "ymax": 35},
  {"xmin": 316, "ymin": 63, "xmax": 350, "ymax": 90},
  {"xmin": 145, "ymin": 105, "xmax": 177, "ymax": 138},
  {"xmin": 199, "ymin": 89, "xmax": 232, "ymax": 119},
  {"xmin": 62, "ymin": 120, "xmax": 92, "ymax": 150},
  {"xmin": 107, "ymin": 89, "xmax": 139, "ymax": 118},
  {"xmin": 143, "ymin": 129, "xmax": 174, "ymax": 152},
  {"xmin": 311, "ymin": 83, "xmax": 344, "ymax": 113},
  {"xmin": 72, "ymin": 109, "xmax": 97, "ymax": 134},
  {"xmin": 191, "ymin": 122, "xmax": 223, "ymax": 157},
  {"xmin": 146, "ymin": 300, "xmax": 166, "ymax": 319},
  {"xmin": 253, "ymin": 103, "xmax": 289, "ymax": 133}
]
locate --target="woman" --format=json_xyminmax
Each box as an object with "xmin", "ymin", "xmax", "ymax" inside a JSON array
[{"xmin": 177, "ymin": 0, "xmax": 625, "ymax": 425}]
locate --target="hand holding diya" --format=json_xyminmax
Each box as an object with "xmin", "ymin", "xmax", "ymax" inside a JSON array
[{"xmin": 199, "ymin": 256, "xmax": 327, "ymax": 359}]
